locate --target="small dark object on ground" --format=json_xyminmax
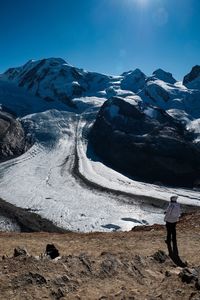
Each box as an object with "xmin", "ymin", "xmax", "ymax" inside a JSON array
[
  {"xmin": 14, "ymin": 247, "xmax": 28, "ymax": 257},
  {"xmin": 180, "ymin": 267, "xmax": 200, "ymax": 290},
  {"xmin": 46, "ymin": 244, "xmax": 60, "ymax": 259},
  {"xmin": 152, "ymin": 250, "xmax": 168, "ymax": 263}
]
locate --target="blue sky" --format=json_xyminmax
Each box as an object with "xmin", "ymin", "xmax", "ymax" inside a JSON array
[{"xmin": 0, "ymin": 0, "xmax": 199, "ymax": 79}]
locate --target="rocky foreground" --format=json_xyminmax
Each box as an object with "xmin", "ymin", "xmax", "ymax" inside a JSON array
[{"xmin": 0, "ymin": 212, "xmax": 200, "ymax": 300}]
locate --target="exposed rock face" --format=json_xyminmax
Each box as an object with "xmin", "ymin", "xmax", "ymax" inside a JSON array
[
  {"xmin": 183, "ymin": 65, "xmax": 200, "ymax": 89},
  {"xmin": 89, "ymin": 97, "xmax": 200, "ymax": 187},
  {"xmin": 144, "ymin": 82, "xmax": 170, "ymax": 103},
  {"xmin": 183, "ymin": 65, "xmax": 200, "ymax": 85},
  {"xmin": 152, "ymin": 69, "xmax": 176, "ymax": 84},
  {"xmin": 0, "ymin": 110, "xmax": 27, "ymax": 161}
]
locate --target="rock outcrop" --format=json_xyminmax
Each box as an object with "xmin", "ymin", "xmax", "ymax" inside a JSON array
[
  {"xmin": 183, "ymin": 65, "xmax": 200, "ymax": 89},
  {"xmin": 152, "ymin": 69, "xmax": 177, "ymax": 84},
  {"xmin": 89, "ymin": 97, "xmax": 200, "ymax": 187},
  {"xmin": 0, "ymin": 110, "xmax": 28, "ymax": 161}
]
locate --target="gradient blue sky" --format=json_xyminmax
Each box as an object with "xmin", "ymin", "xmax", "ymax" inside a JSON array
[{"xmin": 0, "ymin": 0, "xmax": 199, "ymax": 79}]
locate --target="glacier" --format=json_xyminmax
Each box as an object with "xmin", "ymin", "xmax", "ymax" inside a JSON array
[{"xmin": 0, "ymin": 58, "xmax": 200, "ymax": 232}]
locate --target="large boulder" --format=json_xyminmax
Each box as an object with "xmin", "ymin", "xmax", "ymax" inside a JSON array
[
  {"xmin": 0, "ymin": 110, "xmax": 28, "ymax": 161},
  {"xmin": 89, "ymin": 97, "xmax": 200, "ymax": 187}
]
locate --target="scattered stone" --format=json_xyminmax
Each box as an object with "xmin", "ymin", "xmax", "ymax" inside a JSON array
[
  {"xmin": 79, "ymin": 254, "xmax": 92, "ymax": 273},
  {"xmin": 45, "ymin": 244, "xmax": 60, "ymax": 259},
  {"xmin": 51, "ymin": 288, "xmax": 65, "ymax": 300},
  {"xmin": 29, "ymin": 272, "xmax": 47, "ymax": 285},
  {"xmin": 13, "ymin": 272, "xmax": 47, "ymax": 288},
  {"xmin": 195, "ymin": 277, "xmax": 200, "ymax": 290},
  {"xmin": 180, "ymin": 268, "xmax": 198, "ymax": 284},
  {"xmin": 153, "ymin": 250, "xmax": 168, "ymax": 263},
  {"xmin": 100, "ymin": 255, "xmax": 119, "ymax": 277},
  {"xmin": 54, "ymin": 275, "xmax": 70, "ymax": 287},
  {"xmin": 13, "ymin": 247, "xmax": 28, "ymax": 257},
  {"xmin": 146, "ymin": 269, "xmax": 165, "ymax": 280}
]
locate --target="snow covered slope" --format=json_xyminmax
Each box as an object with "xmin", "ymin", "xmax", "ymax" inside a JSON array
[
  {"xmin": 0, "ymin": 59, "xmax": 200, "ymax": 232},
  {"xmin": 2, "ymin": 58, "xmax": 111, "ymax": 109}
]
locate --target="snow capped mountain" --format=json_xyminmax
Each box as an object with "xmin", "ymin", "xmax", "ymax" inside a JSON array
[
  {"xmin": 3, "ymin": 58, "xmax": 199, "ymax": 115},
  {"xmin": 121, "ymin": 69, "xmax": 146, "ymax": 93},
  {"xmin": 0, "ymin": 58, "xmax": 200, "ymax": 232},
  {"xmin": 2, "ymin": 58, "xmax": 111, "ymax": 109}
]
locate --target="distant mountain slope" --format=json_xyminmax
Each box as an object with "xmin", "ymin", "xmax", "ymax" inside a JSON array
[
  {"xmin": 2, "ymin": 58, "xmax": 111, "ymax": 108},
  {"xmin": 2, "ymin": 59, "xmax": 200, "ymax": 116}
]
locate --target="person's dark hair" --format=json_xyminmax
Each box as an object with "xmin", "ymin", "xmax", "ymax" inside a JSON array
[{"xmin": 170, "ymin": 195, "xmax": 178, "ymax": 202}]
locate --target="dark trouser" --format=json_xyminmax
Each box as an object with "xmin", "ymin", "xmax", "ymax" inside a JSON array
[{"xmin": 166, "ymin": 221, "xmax": 178, "ymax": 255}]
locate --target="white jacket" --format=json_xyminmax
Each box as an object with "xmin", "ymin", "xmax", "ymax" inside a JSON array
[{"xmin": 164, "ymin": 202, "xmax": 180, "ymax": 223}]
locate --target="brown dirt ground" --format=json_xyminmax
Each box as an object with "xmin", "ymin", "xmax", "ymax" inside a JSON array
[{"xmin": 0, "ymin": 211, "xmax": 200, "ymax": 300}]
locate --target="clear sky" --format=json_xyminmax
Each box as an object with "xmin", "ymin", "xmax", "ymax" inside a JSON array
[{"xmin": 0, "ymin": 0, "xmax": 199, "ymax": 79}]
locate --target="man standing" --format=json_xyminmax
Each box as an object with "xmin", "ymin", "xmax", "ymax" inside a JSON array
[{"xmin": 164, "ymin": 195, "xmax": 180, "ymax": 256}]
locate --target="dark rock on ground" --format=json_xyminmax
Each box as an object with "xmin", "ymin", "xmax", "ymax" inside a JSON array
[
  {"xmin": 89, "ymin": 96, "xmax": 200, "ymax": 187},
  {"xmin": 153, "ymin": 250, "xmax": 168, "ymax": 263},
  {"xmin": 46, "ymin": 244, "xmax": 60, "ymax": 259},
  {"xmin": 52, "ymin": 288, "xmax": 65, "ymax": 300},
  {"xmin": 14, "ymin": 272, "xmax": 47, "ymax": 287},
  {"xmin": 14, "ymin": 247, "xmax": 29, "ymax": 257},
  {"xmin": 180, "ymin": 268, "xmax": 200, "ymax": 286}
]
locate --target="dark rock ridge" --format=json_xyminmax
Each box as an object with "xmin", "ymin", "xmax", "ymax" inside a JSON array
[
  {"xmin": 183, "ymin": 65, "xmax": 200, "ymax": 87},
  {"xmin": 183, "ymin": 65, "xmax": 200, "ymax": 85},
  {"xmin": 89, "ymin": 97, "xmax": 200, "ymax": 187},
  {"xmin": 152, "ymin": 69, "xmax": 176, "ymax": 84},
  {"xmin": 0, "ymin": 110, "xmax": 28, "ymax": 161}
]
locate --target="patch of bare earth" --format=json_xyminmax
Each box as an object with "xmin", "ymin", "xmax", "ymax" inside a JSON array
[{"xmin": 0, "ymin": 211, "xmax": 200, "ymax": 299}]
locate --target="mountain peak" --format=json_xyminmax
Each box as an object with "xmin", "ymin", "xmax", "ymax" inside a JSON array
[
  {"xmin": 121, "ymin": 68, "xmax": 146, "ymax": 77},
  {"xmin": 120, "ymin": 69, "xmax": 146, "ymax": 93},
  {"xmin": 152, "ymin": 69, "xmax": 176, "ymax": 84},
  {"xmin": 183, "ymin": 65, "xmax": 200, "ymax": 88}
]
